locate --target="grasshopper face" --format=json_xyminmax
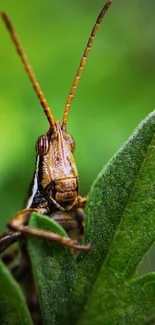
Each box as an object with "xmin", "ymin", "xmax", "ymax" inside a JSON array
[{"xmin": 35, "ymin": 121, "xmax": 78, "ymax": 208}]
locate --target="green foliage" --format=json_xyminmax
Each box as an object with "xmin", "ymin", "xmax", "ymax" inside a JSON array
[
  {"xmin": 0, "ymin": 260, "xmax": 33, "ymax": 325},
  {"xmin": 0, "ymin": 111, "xmax": 155, "ymax": 324}
]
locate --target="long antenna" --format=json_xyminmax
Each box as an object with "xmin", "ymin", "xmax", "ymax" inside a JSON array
[
  {"xmin": 62, "ymin": 0, "xmax": 112, "ymax": 131},
  {"xmin": 1, "ymin": 12, "xmax": 56, "ymax": 132}
]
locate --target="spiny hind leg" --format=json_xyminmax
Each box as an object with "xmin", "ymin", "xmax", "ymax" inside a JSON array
[{"xmin": 8, "ymin": 208, "xmax": 92, "ymax": 251}]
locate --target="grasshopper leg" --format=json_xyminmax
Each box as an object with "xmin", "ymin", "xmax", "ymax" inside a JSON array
[
  {"xmin": 8, "ymin": 208, "xmax": 92, "ymax": 252},
  {"xmin": 77, "ymin": 195, "xmax": 88, "ymax": 208},
  {"xmin": 0, "ymin": 231, "xmax": 23, "ymax": 254},
  {"xmin": 65, "ymin": 195, "xmax": 88, "ymax": 211}
]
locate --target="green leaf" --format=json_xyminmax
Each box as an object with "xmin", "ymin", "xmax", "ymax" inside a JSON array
[
  {"xmin": 77, "ymin": 111, "xmax": 155, "ymax": 324},
  {"xmin": 0, "ymin": 259, "xmax": 33, "ymax": 325},
  {"xmin": 28, "ymin": 213, "xmax": 77, "ymax": 325},
  {"xmin": 28, "ymin": 111, "xmax": 155, "ymax": 325},
  {"xmin": 127, "ymin": 274, "xmax": 155, "ymax": 324}
]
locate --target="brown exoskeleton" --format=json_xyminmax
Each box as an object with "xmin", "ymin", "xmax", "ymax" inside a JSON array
[{"xmin": 0, "ymin": 0, "xmax": 112, "ymax": 254}]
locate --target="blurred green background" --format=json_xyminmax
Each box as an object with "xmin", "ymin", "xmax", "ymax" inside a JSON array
[{"xmin": 0, "ymin": 0, "xmax": 155, "ymax": 273}]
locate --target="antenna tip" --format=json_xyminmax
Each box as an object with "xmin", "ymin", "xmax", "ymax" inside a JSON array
[{"xmin": 1, "ymin": 11, "xmax": 12, "ymax": 31}]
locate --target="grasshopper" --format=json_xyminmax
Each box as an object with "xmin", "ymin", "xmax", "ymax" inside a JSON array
[
  {"xmin": 0, "ymin": 2, "xmax": 112, "ymax": 323},
  {"xmin": 0, "ymin": 1, "xmax": 112, "ymax": 254}
]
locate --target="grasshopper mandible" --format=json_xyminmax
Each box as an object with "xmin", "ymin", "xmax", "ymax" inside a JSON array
[{"xmin": 0, "ymin": 0, "xmax": 112, "ymax": 254}]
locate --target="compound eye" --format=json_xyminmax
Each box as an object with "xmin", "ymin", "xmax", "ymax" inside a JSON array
[
  {"xmin": 68, "ymin": 135, "xmax": 75, "ymax": 152},
  {"xmin": 36, "ymin": 135, "xmax": 49, "ymax": 155}
]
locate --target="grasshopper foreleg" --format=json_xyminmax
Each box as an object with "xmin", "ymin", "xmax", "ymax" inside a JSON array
[{"xmin": 7, "ymin": 207, "xmax": 92, "ymax": 252}]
